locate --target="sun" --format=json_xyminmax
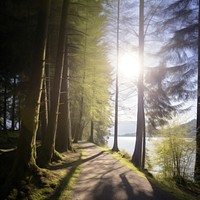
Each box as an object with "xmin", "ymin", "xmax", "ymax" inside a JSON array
[{"xmin": 119, "ymin": 52, "xmax": 140, "ymax": 79}]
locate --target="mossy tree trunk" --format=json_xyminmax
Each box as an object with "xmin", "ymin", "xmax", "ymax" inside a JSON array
[
  {"xmin": 38, "ymin": 0, "xmax": 70, "ymax": 166},
  {"xmin": 40, "ymin": 72, "xmax": 49, "ymax": 142}
]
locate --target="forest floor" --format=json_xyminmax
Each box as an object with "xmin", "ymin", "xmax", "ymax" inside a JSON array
[{"xmin": 0, "ymin": 141, "xmax": 199, "ymax": 200}]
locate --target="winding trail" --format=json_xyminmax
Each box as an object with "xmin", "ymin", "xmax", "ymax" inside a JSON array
[{"xmin": 72, "ymin": 142, "xmax": 178, "ymax": 200}]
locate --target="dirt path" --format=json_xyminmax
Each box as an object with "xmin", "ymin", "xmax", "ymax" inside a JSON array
[{"xmin": 72, "ymin": 142, "xmax": 178, "ymax": 200}]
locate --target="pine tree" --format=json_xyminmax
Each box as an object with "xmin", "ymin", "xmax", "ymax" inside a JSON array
[
  {"xmin": 69, "ymin": 0, "xmax": 112, "ymax": 145},
  {"xmin": 131, "ymin": 0, "xmax": 145, "ymax": 169},
  {"xmin": 112, "ymin": 0, "xmax": 120, "ymax": 152},
  {"xmin": 155, "ymin": 0, "xmax": 198, "ymax": 178}
]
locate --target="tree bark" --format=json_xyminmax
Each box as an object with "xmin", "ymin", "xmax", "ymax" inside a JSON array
[
  {"xmin": 56, "ymin": 48, "xmax": 72, "ymax": 152},
  {"xmin": 112, "ymin": 0, "xmax": 120, "ymax": 152},
  {"xmin": 38, "ymin": 0, "xmax": 70, "ymax": 166},
  {"xmin": 66, "ymin": 63, "xmax": 72, "ymax": 150},
  {"xmin": 89, "ymin": 120, "xmax": 94, "ymax": 143},
  {"xmin": 40, "ymin": 72, "xmax": 49, "ymax": 142},
  {"xmin": 132, "ymin": 0, "xmax": 145, "ymax": 169}
]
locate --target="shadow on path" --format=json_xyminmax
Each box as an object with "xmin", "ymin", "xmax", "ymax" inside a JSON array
[
  {"xmin": 88, "ymin": 171, "xmax": 154, "ymax": 200},
  {"xmin": 49, "ymin": 142, "xmax": 180, "ymax": 200},
  {"xmin": 49, "ymin": 150, "xmax": 104, "ymax": 171},
  {"xmin": 71, "ymin": 142, "xmax": 180, "ymax": 200},
  {"xmin": 120, "ymin": 173, "xmax": 135, "ymax": 200},
  {"xmin": 48, "ymin": 148, "xmax": 105, "ymax": 199}
]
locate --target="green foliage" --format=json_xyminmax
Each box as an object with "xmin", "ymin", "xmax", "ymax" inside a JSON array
[
  {"xmin": 68, "ymin": 0, "xmax": 112, "ymax": 143},
  {"xmin": 146, "ymin": 0, "xmax": 198, "ymax": 131},
  {"xmin": 154, "ymin": 124, "xmax": 195, "ymax": 182}
]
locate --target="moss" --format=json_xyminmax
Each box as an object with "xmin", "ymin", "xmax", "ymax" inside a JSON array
[
  {"xmin": 28, "ymin": 149, "xmax": 84, "ymax": 200},
  {"xmin": 0, "ymin": 143, "xmax": 83, "ymax": 200},
  {"xmin": 7, "ymin": 188, "xmax": 18, "ymax": 200},
  {"xmin": 56, "ymin": 151, "xmax": 87, "ymax": 200},
  {"xmin": 101, "ymin": 146, "xmax": 145, "ymax": 177}
]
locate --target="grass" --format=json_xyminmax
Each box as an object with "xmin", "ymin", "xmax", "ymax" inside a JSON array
[
  {"xmin": 58, "ymin": 151, "xmax": 87, "ymax": 200},
  {"xmin": 100, "ymin": 146, "xmax": 145, "ymax": 178}
]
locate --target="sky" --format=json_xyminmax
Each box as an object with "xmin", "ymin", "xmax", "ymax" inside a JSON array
[{"xmin": 105, "ymin": 0, "xmax": 197, "ymax": 124}]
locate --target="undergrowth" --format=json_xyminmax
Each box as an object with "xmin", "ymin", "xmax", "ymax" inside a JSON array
[{"xmin": 2, "ymin": 146, "xmax": 85, "ymax": 200}]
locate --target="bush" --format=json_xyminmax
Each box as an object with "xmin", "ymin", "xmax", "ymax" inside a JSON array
[{"xmin": 154, "ymin": 124, "xmax": 195, "ymax": 183}]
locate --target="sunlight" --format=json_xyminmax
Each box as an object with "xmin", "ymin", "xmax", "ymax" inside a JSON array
[{"xmin": 119, "ymin": 52, "xmax": 140, "ymax": 79}]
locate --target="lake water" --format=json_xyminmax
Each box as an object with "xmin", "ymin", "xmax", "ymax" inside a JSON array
[
  {"xmin": 107, "ymin": 136, "xmax": 195, "ymax": 177},
  {"xmin": 107, "ymin": 136, "xmax": 156, "ymax": 155}
]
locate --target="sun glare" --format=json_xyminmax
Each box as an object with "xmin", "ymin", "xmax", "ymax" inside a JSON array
[{"xmin": 119, "ymin": 52, "xmax": 140, "ymax": 79}]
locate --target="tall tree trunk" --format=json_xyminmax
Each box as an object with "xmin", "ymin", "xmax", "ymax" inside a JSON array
[
  {"xmin": 56, "ymin": 82, "xmax": 67, "ymax": 151},
  {"xmin": 11, "ymin": 75, "xmax": 16, "ymax": 131},
  {"xmin": 40, "ymin": 72, "xmax": 49, "ymax": 142},
  {"xmin": 195, "ymin": 2, "xmax": 200, "ymax": 180},
  {"xmin": 71, "ymin": 119, "xmax": 78, "ymax": 142},
  {"xmin": 18, "ymin": 97, "xmax": 21, "ymax": 130},
  {"xmin": 1, "ymin": 0, "xmax": 51, "ymax": 196},
  {"xmin": 76, "ymin": 95, "xmax": 84, "ymax": 143},
  {"xmin": 45, "ymin": 55, "xmax": 51, "ymax": 115},
  {"xmin": 3, "ymin": 75, "xmax": 7, "ymax": 132},
  {"xmin": 56, "ymin": 48, "xmax": 72, "ymax": 152},
  {"xmin": 142, "ymin": 111, "xmax": 146, "ymax": 169},
  {"xmin": 89, "ymin": 61, "xmax": 96, "ymax": 143},
  {"xmin": 112, "ymin": 0, "xmax": 120, "ymax": 152},
  {"xmin": 132, "ymin": 0, "xmax": 145, "ymax": 169},
  {"xmin": 89, "ymin": 120, "xmax": 94, "ymax": 143},
  {"xmin": 38, "ymin": 0, "xmax": 70, "ymax": 166},
  {"xmin": 66, "ymin": 60, "xmax": 72, "ymax": 150}
]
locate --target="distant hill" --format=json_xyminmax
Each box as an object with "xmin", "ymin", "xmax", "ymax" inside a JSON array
[
  {"xmin": 110, "ymin": 119, "xmax": 196, "ymax": 137},
  {"xmin": 110, "ymin": 121, "xmax": 136, "ymax": 136},
  {"xmin": 180, "ymin": 119, "xmax": 196, "ymax": 137}
]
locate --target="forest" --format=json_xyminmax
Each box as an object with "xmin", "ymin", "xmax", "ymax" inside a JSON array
[{"xmin": 0, "ymin": 0, "xmax": 200, "ymax": 199}]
